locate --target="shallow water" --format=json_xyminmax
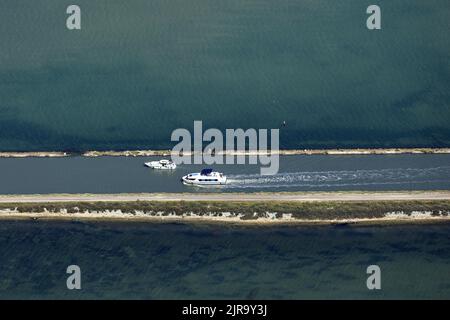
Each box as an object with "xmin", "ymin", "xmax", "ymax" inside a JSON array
[
  {"xmin": 0, "ymin": 220, "xmax": 449, "ymax": 299},
  {"xmin": 0, "ymin": 1, "xmax": 449, "ymax": 150}
]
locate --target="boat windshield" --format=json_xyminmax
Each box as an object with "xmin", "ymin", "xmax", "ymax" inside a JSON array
[{"xmin": 200, "ymin": 168, "xmax": 213, "ymax": 175}]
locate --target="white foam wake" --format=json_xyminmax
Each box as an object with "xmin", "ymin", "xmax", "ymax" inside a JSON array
[{"xmin": 224, "ymin": 166, "xmax": 450, "ymax": 189}]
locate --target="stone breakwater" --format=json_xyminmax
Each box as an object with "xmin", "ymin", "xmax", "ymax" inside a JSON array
[
  {"xmin": 0, "ymin": 208, "xmax": 449, "ymax": 225},
  {"xmin": 0, "ymin": 198, "xmax": 449, "ymax": 225},
  {"xmin": 0, "ymin": 152, "xmax": 68, "ymax": 158},
  {"xmin": 0, "ymin": 148, "xmax": 449, "ymax": 158}
]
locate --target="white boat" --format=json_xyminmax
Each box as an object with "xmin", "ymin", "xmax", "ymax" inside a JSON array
[
  {"xmin": 144, "ymin": 159, "xmax": 177, "ymax": 170},
  {"xmin": 181, "ymin": 169, "xmax": 227, "ymax": 185}
]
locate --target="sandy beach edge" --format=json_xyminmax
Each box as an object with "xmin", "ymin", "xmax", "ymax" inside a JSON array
[
  {"xmin": 1, "ymin": 190, "xmax": 449, "ymax": 203},
  {"xmin": 0, "ymin": 192, "xmax": 448, "ymax": 226},
  {"xmin": 0, "ymin": 191, "xmax": 448, "ymax": 226},
  {"xmin": 1, "ymin": 147, "xmax": 450, "ymax": 158},
  {"xmin": 1, "ymin": 211, "xmax": 450, "ymax": 226}
]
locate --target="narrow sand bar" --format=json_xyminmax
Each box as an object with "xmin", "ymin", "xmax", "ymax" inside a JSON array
[
  {"xmin": 1, "ymin": 211, "xmax": 450, "ymax": 226},
  {"xmin": 1, "ymin": 191, "xmax": 449, "ymax": 203},
  {"xmin": 1, "ymin": 147, "xmax": 450, "ymax": 158},
  {"xmin": 1, "ymin": 191, "xmax": 449, "ymax": 226}
]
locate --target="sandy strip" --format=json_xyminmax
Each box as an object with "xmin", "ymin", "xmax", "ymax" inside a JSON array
[
  {"xmin": 0, "ymin": 191, "xmax": 449, "ymax": 203},
  {"xmin": 0, "ymin": 152, "xmax": 68, "ymax": 158},
  {"xmin": 0, "ymin": 147, "xmax": 450, "ymax": 158},
  {"xmin": 83, "ymin": 148, "xmax": 450, "ymax": 157},
  {"xmin": 0, "ymin": 211, "xmax": 449, "ymax": 226}
]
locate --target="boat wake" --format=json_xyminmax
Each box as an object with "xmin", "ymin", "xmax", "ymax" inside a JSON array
[{"xmin": 224, "ymin": 166, "xmax": 450, "ymax": 190}]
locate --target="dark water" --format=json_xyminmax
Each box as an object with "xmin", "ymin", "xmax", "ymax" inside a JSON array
[
  {"xmin": 0, "ymin": 1, "xmax": 450, "ymax": 151},
  {"xmin": 0, "ymin": 154, "xmax": 449, "ymax": 194},
  {"xmin": 0, "ymin": 220, "xmax": 449, "ymax": 299}
]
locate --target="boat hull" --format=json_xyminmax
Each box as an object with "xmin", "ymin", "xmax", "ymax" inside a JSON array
[
  {"xmin": 181, "ymin": 175, "xmax": 227, "ymax": 186},
  {"xmin": 144, "ymin": 161, "xmax": 176, "ymax": 170}
]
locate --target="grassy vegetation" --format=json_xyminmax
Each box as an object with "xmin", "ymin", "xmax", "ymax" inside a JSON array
[{"xmin": 0, "ymin": 200, "xmax": 449, "ymax": 220}]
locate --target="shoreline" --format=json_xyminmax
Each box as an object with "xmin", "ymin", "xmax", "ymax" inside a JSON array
[
  {"xmin": 1, "ymin": 190, "xmax": 449, "ymax": 203},
  {"xmin": 0, "ymin": 147, "xmax": 449, "ymax": 158},
  {"xmin": 1, "ymin": 211, "xmax": 449, "ymax": 227},
  {"xmin": 0, "ymin": 191, "xmax": 448, "ymax": 226}
]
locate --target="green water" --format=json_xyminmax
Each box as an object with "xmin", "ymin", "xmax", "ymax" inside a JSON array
[
  {"xmin": 0, "ymin": 221, "xmax": 449, "ymax": 299},
  {"xmin": 0, "ymin": 0, "xmax": 449, "ymax": 151}
]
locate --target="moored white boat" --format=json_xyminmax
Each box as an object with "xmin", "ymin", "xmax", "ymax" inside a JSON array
[
  {"xmin": 181, "ymin": 169, "xmax": 227, "ymax": 185},
  {"xmin": 144, "ymin": 159, "xmax": 177, "ymax": 170}
]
